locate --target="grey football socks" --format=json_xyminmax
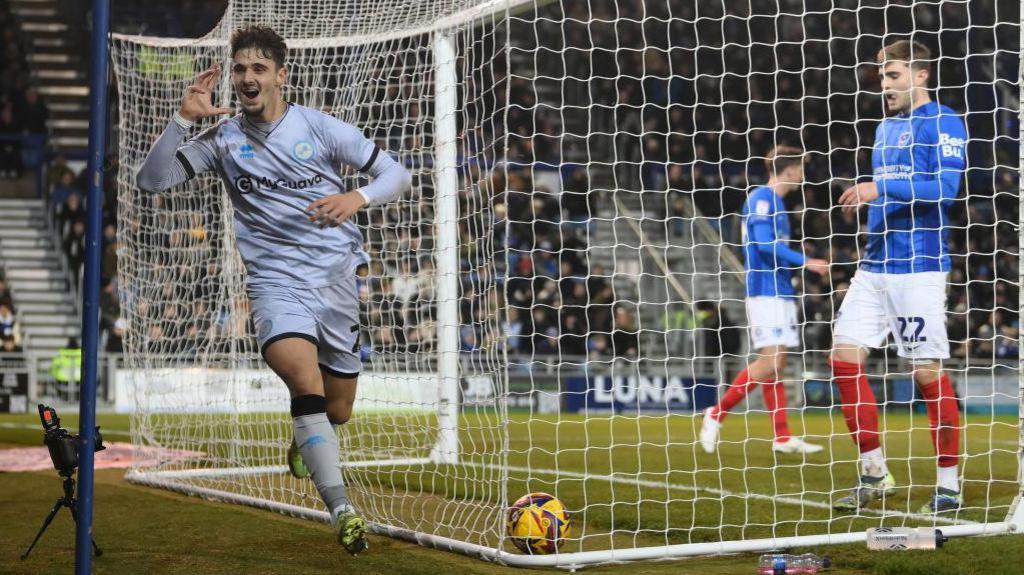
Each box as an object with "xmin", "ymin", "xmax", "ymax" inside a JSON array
[{"xmin": 292, "ymin": 394, "xmax": 352, "ymax": 522}]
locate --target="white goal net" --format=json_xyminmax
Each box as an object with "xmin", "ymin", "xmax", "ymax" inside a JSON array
[{"xmin": 111, "ymin": 0, "xmax": 1024, "ymax": 567}]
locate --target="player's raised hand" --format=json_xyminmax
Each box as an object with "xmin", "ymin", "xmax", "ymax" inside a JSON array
[
  {"xmin": 805, "ymin": 258, "xmax": 830, "ymax": 276},
  {"xmin": 306, "ymin": 191, "xmax": 367, "ymax": 228},
  {"xmin": 179, "ymin": 64, "xmax": 233, "ymax": 122},
  {"xmin": 838, "ymin": 181, "xmax": 879, "ymax": 215}
]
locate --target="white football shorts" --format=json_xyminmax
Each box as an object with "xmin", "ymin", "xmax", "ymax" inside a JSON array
[
  {"xmin": 746, "ymin": 296, "xmax": 800, "ymax": 350},
  {"xmin": 833, "ymin": 269, "xmax": 949, "ymax": 361}
]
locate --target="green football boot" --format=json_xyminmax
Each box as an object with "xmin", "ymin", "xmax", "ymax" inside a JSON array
[
  {"xmin": 833, "ymin": 472, "xmax": 896, "ymax": 512},
  {"xmin": 336, "ymin": 511, "xmax": 369, "ymax": 555},
  {"xmin": 287, "ymin": 438, "xmax": 310, "ymax": 479}
]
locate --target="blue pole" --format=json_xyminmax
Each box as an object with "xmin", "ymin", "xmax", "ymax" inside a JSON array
[{"xmin": 77, "ymin": 0, "xmax": 109, "ymax": 573}]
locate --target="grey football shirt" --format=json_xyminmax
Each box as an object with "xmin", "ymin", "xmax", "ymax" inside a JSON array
[{"xmin": 137, "ymin": 103, "xmax": 411, "ymax": 288}]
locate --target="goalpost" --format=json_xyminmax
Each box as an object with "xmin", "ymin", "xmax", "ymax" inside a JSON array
[{"xmin": 110, "ymin": 0, "xmax": 1023, "ymax": 568}]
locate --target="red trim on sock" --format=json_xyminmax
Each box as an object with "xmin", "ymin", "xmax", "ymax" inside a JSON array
[
  {"xmin": 920, "ymin": 373, "xmax": 960, "ymax": 468},
  {"xmin": 712, "ymin": 368, "xmax": 755, "ymax": 422},
  {"xmin": 831, "ymin": 360, "xmax": 880, "ymax": 453}
]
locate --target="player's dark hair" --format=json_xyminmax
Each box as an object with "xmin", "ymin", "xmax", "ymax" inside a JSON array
[
  {"xmin": 765, "ymin": 145, "xmax": 804, "ymax": 179},
  {"xmin": 877, "ymin": 40, "xmax": 931, "ymax": 71},
  {"xmin": 230, "ymin": 25, "xmax": 287, "ymax": 69}
]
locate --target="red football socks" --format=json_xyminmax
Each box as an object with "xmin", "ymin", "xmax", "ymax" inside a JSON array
[
  {"xmin": 831, "ymin": 360, "xmax": 881, "ymax": 453},
  {"xmin": 919, "ymin": 373, "xmax": 961, "ymax": 468}
]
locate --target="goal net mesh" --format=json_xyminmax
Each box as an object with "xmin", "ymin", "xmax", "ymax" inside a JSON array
[{"xmin": 110, "ymin": 0, "xmax": 1021, "ymax": 565}]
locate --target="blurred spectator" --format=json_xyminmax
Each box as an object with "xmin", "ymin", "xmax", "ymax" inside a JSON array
[
  {"xmin": 63, "ymin": 220, "xmax": 86, "ymax": 287},
  {"xmin": 51, "ymin": 170, "xmax": 80, "ymax": 207},
  {"xmin": 51, "ymin": 338, "xmax": 82, "ymax": 400},
  {"xmin": 102, "ymin": 223, "xmax": 117, "ymax": 250},
  {"xmin": 996, "ymin": 322, "xmax": 1019, "ymax": 359},
  {"xmin": 102, "ymin": 236, "xmax": 120, "ymax": 284},
  {"xmin": 611, "ymin": 305, "xmax": 640, "ymax": 358},
  {"xmin": 0, "ymin": 335, "xmax": 22, "ymax": 359},
  {"xmin": 663, "ymin": 303, "xmax": 697, "ymax": 359},
  {"xmin": 100, "ymin": 281, "xmax": 120, "ymax": 330},
  {"xmin": 0, "ymin": 100, "xmax": 21, "ymax": 178},
  {"xmin": 0, "ymin": 302, "xmax": 19, "ymax": 344},
  {"xmin": 459, "ymin": 325, "xmax": 480, "ymax": 352},
  {"xmin": 56, "ymin": 190, "xmax": 85, "ymax": 238},
  {"xmin": 46, "ymin": 152, "xmax": 75, "ymax": 193},
  {"xmin": 667, "ymin": 192, "xmax": 688, "ymax": 237},
  {"xmin": 505, "ymin": 307, "xmax": 525, "ymax": 353},
  {"xmin": 0, "ymin": 277, "xmax": 12, "ymax": 308},
  {"xmin": 698, "ymin": 302, "xmax": 741, "ymax": 359},
  {"xmin": 105, "ymin": 318, "xmax": 126, "ymax": 353},
  {"xmin": 17, "ymin": 85, "xmax": 48, "ymax": 133}
]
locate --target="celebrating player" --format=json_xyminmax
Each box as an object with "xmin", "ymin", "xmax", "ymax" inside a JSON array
[
  {"xmin": 831, "ymin": 40, "xmax": 967, "ymax": 513},
  {"xmin": 700, "ymin": 145, "xmax": 829, "ymax": 455},
  {"xmin": 136, "ymin": 25, "xmax": 412, "ymax": 553}
]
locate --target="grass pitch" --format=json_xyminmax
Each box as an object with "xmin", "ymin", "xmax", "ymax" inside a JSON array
[{"xmin": 1, "ymin": 411, "xmax": 1022, "ymax": 574}]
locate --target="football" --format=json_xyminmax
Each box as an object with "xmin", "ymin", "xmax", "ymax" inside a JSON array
[{"xmin": 506, "ymin": 492, "xmax": 571, "ymax": 554}]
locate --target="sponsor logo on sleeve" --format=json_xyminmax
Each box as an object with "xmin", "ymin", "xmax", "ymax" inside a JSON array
[
  {"xmin": 938, "ymin": 133, "xmax": 965, "ymax": 159},
  {"xmin": 756, "ymin": 200, "xmax": 771, "ymax": 215}
]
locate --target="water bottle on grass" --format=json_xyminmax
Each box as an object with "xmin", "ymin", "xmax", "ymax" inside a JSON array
[{"xmin": 757, "ymin": 553, "xmax": 831, "ymax": 574}]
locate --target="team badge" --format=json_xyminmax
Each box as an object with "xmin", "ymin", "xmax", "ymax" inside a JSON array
[
  {"xmin": 897, "ymin": 131, "xmax": 912, "ymax": 146},
  {"xmin": 293, "ymin": 140, "xmax": 315, "ymax": 161}
]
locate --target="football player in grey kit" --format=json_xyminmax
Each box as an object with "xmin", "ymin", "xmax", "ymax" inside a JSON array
[{"xmin": 137, "ymin": 25, "xmax": 412, "ymax": 555}]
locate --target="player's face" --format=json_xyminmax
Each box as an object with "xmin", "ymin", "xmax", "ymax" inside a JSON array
[
  {"xmin": 231, "ymin": 48, "xmax": 287, "ymax": 119},
  {"xmin": 878, "ymin": 61, "xmax": 923, "ymax": 114},
  {"xmin": 783, "ymin": 163, "xmax": 804, "ymax": 187}
]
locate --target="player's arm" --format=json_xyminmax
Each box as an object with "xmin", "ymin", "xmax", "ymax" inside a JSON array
[
  {"xmin": 136, "ymin": 65, "xmax": 232, "ymax": 193},
  {"xmin": 306, "ymin": 117, "xmax": 412, "ymax": 227},
  {"xmin": 839, "ymin": 114, "xmax": 966, "ymax": 210},
  {"xmin": 747, "ymin": 212, "xmax": 828, "ymax": 275},
  {"xmin": 877, "ymin": 114, "xmax": 966, "ymax": 202}
]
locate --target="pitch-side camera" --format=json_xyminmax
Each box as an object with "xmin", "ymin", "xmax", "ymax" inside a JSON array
[
  {"xmin": 38, "ymin": 404, "xmax": 105, "ymax": 477},
  {"xmin": 22, "ymin": 405, "xmax": 105, "ymax": 560}
]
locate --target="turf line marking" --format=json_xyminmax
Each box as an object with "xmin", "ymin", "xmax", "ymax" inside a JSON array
[{"xmin": 469, "ymin": 463, "xmax": 976, "ymax": 526}]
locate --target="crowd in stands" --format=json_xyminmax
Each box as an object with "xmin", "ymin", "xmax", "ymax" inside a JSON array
[
  {"xmin": 0, "ymin": 2, "xmax": 48, "ymax": 180},
  {"xmin": 46, "ymin": 152, "xmax": 124, "ymax": 352},
  {"xmin": 494, "ymin": 1, "xmax": 1019, "ymax": 364},
  {"xmin": 112, "ymin": 0, "xmax": 226, "ymax": 37},
  {"xmin": 17, "ymin": 1, "xmax": 1022, "ymax": 369}
]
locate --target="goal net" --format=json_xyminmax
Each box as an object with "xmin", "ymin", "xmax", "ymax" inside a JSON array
[{"xmin": 110, "ymin": 0, "xmax": 1023, "ymax": 567}]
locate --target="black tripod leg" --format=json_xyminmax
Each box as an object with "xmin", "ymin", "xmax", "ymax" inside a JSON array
[
  {"xmin": 21, "ymin": 500, "xmax": 64, "ymax": 559},
  {"xmin": 68, "ymin": 501, "xmax": 103, "ymax": 557}
]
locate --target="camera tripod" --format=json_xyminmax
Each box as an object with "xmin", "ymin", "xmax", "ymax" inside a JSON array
[{"xmin": 22, "ymin": 473, "xmax": 102, "ymax": 560}]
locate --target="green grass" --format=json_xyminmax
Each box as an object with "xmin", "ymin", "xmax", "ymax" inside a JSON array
[{"xmin": 1, "ymin": 411, "xmax": 1022, "ymax": 574}]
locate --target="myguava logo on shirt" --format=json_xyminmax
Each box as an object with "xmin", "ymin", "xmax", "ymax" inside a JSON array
[
  {"xmin": 293, "ymin": 140, "xmax": 315, "ymax": 161},
  {"xmin": 239, "ymin": 142, "xmax": 255, "ymax": 160},
  {"xmin": 233, "ymin": 174, "xmax": 254, "ymax": 194}
]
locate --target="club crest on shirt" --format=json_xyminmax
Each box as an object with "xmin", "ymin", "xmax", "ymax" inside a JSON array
[
  {"xmin": 238, "ymin": 142, "xmax": 255, "ymax": 160},
  {"xmin": 897, "ymin": 131, "xmax": 912, "ymax": 146},
  {"xmin": 293, "ymin": 140, "xmax": 315, "ymax": 161}
]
